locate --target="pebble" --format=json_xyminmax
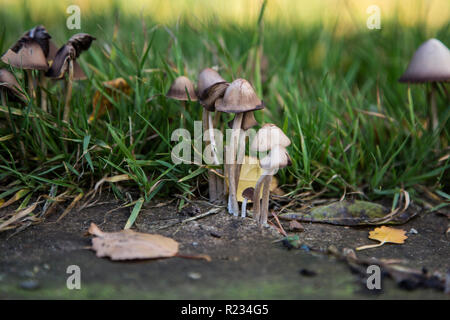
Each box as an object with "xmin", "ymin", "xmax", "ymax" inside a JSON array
[
  {"xmin": 19, "ymin": 279, "xmax": 40, "ymax": 290},
  {"xmin": 408, "ymin": 228, "xmax": 418, "ymax": 234},
  {"xmin": 188, "ymin": 272, "xmax": 202, "ymax": 280}
]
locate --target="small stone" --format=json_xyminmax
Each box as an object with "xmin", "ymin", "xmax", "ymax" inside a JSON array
[
  {"xmin": 20, "ymin": 279, "xmax": 40, "ymax": 290},
  {"xmin": 188, "ymin": 272, "xmax": 202, "ymax": 280},
  {"xmin": 408, "ymin": 228, "xmax": 418, "ymax": 235},
  {"xmin": 299, "ymin": 268, "xmax": 317, "ymax": 277},
  {"xmin": 192, "ymin": 242, "xmax": 198, "ymax": 247},
  {"xmin": 210, "ymin": 231, "xmax": 222, "ymax": 238}
]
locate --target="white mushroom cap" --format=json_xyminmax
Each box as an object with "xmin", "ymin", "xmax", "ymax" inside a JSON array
[
  {"xmin": 259, "ymin": 145, "xmax": 291, "ymax": 171},
  {"xmin": 250, "ymin": 123, "xmax": 291, "ymax": 152},
  {"xmin": 399, "ymin": 38, "xmax": 450, "ymax": 83}
]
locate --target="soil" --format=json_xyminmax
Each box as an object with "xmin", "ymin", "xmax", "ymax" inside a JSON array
[{"xmin": 0, "ymin": 197, "xmax": 449, "ymax": 299}]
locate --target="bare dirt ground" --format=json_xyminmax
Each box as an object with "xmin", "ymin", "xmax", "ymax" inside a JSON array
[{"xmin": 0, "ymin": 196, "xmax": 449, "ymax": 299}]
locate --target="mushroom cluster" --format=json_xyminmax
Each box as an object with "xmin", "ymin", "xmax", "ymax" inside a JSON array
[
  {"xmin": 1, "ymin": 25, "xmax": 95, "ymax": 122},
  {"xmin": 166, "ymin": 69, "xmax": 291, "ymax": 226}
]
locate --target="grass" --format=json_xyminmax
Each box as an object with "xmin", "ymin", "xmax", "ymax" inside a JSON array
[{"xmin": 0, "ymin": 1, "xmax": 448, "ymax": 227}]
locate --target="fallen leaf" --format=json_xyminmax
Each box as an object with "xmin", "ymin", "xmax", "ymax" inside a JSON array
[
  {"xmin": 236, "ymin": 156, "xmax": 277, "ymax": 202},
  {"xmin": 280, "ymin": 200, "xmax": 417, "ymax": 226},
  {"xmin": 356, "ymin": 226, "xmax": 408, "ymax": 251},
  {"xmin": 89, "ymin": 77, "xmax": 132, "ymax": 122},
  {"xmin": 88, "ymin": 223, "xmax": 179, "ymax": 260}
]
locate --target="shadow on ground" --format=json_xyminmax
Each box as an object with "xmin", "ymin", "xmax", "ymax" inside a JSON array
[{"xmin": 0, "ymin": 197, "xmax": 448, "ymax": 299}]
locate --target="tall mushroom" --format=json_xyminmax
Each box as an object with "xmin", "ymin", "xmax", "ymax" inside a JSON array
[
  {"xmin": 197, "ymin": 68, "xmax": 229, "ymax": 202},
  {"xmin": 250, "ymin": 124, "xmax": 291, "ymax": 224},
  {"xmin": 1, "ymin": 25, "xmax": 50, "ymax": 101},
  {"xmin": 258, "ymin": 145, "xmax": 291, "ymax": 226},
  {"xmin": 46, "ymin": 33, "xmax": 95, "ymax": 123},
  {"xmin": 399, "ymin": 38, "xmax": 450, "ymax": 131},
  {"xmin": 215, "ymin": 78, "xmax": 264, "ymax": 215}
]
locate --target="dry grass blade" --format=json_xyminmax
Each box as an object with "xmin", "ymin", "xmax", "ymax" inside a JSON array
[
  {"xmin": 0, "ymin": 199, "xmax": 41, "ymax": 232},
  {"xmin": 57, "ymin": 193, "xmax": 83, "ymax": 222}
]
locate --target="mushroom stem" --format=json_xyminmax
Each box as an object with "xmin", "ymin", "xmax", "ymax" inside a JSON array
[
  {"xmin": 430, "ymin": 83, "xmax": 438, "ymax": 131},
  {"xmin": 40, "ymin": 73, "xmax": 47, "ymax": 112},
  {"xmin": 208, "ymin": 111, "xmax": 220, "ymax": 165},
  {"xmin": 1, "ymin": 91, "xmax": 26, "ymax": 161},
  {"xmin": 26, "ymin": 70, "xmax": 36, "ymax": 99},
  {"xmin": 241, "ymin": 199, "xmax": 248, "ymax": 218},
  {"xmin": 228, "ymin": 113, "xmax": 243, "ymax": 215},
  {"xmin": 260, "ymin": 175, "xmax": 273, "ymax": 226},
  {"xmin": 252, "ymin": 173, "xmax": 267, "ymax": 223},
  {"xmin": 63, "ymin": 60, "xmax": 74, "ymax": 123},
  {"xmin": 202, "ymin": 109, "xmax": 217, "ymax": 202}
]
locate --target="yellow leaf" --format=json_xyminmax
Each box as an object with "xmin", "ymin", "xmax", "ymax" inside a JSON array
[
  {"xmin": 0, "ymin": 188, "xmax": 30, "ymax": 209},
  {"xmin": 105, "ymin": 174, "xmax": 131, "ymax": 183},
  {"xmin": 89, "ymin": 77, "xmax": 132, "ymax": 122},
  {"xmin": 356, "ymin": 226, "xmax": 408, "ymax": 251},
  {"xmin": 236, "ymin": 156, "xmax": 277, "ymax": 202}
]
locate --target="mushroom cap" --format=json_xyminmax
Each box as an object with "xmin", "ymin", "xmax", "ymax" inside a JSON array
[
  {"xmin": 0, "ymin": 69, "xmax": 28, "ymax": 103},
  {"xmin": 1, "ymin": 41, "xmax": 48, "ymax": 71},
  {"xmin": 242, "ymin": 187, "xmax": 255, "ymax": 200},
  {"xmin": 197, "ymin": 68, "xmax": 226, "ymax": 97},
  {"xmin": 215, "ymin": 78, "xmax": 264, "ymax": 113},
  {"xmin": 228, "ymin": 111, "xmax": 259, "ymax": 130},
  {"xmin": 399, "ymin": 38, "xmax": 450, "ymax": 83},
  {"xmin": 45, "ymin": 44, "xmax": 76, "ymax": 79},
  {"xmin": 67, "ymin": 33, "xmax": 96, "ymax": 58},
  {"xmin": 166, "ymin": 76, "xmax": 198, "ymax": 101},
  {"xmin": 250, "ymin": 123, "xmax": 291, "ymax": 152},
  {"xmin": 259, "ymin": 145, "xmax": 292, "ymax": 171}
]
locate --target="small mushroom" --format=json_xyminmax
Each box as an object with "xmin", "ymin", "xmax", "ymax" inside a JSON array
[
  {"xmin": 241, "ymin": 187, "xmax": 254, "ymax": 218},
  {"xmin": 250, "ymin": 124, "xmax": 291, "ymax": 225},
  {"xmin": 166, "ymin": 76, "xmax": 198, "ymax": 101},
  {"xmin": 215, "ymin": 78, "xmax": 264, "ymax": 216},
  {"xmin": 399, "ymin": 38, "xmax": 450, "ymax": 131},
  {"xmin": 197, "ymin": 69, "xmax": 229, "ymax": 202},
  {"xmin": 46, "ymin": 33, "xmax": 95, "ymax": 123},
  {"xmin": 0, "ymin": 69, "xmax": 28, "ymax": 104},
  {"xmin": 257, "ymin": 145, "xmax": 291, "ymax": 226},
  {"xmin": 1, "ymin": 25, "xmax": 51, "ymax": 101}
]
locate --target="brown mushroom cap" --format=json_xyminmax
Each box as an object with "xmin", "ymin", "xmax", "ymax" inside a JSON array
[
  {"xmin": 0, "ymin": 69, "xmax": 28, "ymax": 103},
  {"xmin": 166, "ymin": 76, "xmax": 198, "ymax": 101},
  {"xmin": 228, "ymin": 111, "xmax": 259, "ymax": 130},
  {"xmin": 259, "ymin": 145, "xmax": 292, "ymax": 171},
  {"xmin": 250, "ymin": 123, "xmax": 291, "ymax": 152},
  {"xmin": 2, "ymin": 41, "xmax": 48, "ymax": 71},
  {"xmin": 215, "ymin": 78, "xmax": 264, "ymax": 113},
  {"xmin": 67, "ymin": 33, "xmax": 96, "ymax": 58},
  {"xmin": 197, "ymin": 68, "xmax": 228, "ymax": 111},
  {"xmin": 242, "ymin": 187, "xmax": 255, "ymax": 200},
  {"xmin": 1, "ymin": 25, "xmax": 53, "ymax": 71},
  {"xmin": 399, "ymin": 38, "xmax": 450, "ymax": 83},
  {"xmin": 45, "ymin": 44, "xmax": 76, "ymax": 79}
]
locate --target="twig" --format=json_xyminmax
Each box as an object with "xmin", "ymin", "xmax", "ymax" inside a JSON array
[{"xmin": 156, "ymin": 207, "xmax": 222, "ymax": 230}]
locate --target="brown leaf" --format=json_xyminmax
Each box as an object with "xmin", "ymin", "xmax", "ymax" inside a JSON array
[
  {"xmin": 356, "ymin": 226, "xmax": 408, "ymax": 251},
  {"xmin": 88, "ymin": 223, "xmax": 179, "ymax": 260},
  {"xmin": 89, "ymin": 77, "xmax": 132, "ymax": 122}
]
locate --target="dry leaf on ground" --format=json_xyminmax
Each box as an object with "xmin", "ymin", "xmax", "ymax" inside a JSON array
[
  {"xmin": 236, "ymin": 156, "xmax": 277, "ymax": 202},
  {"xmin": 88, "ymin": 223, "xmax": 179, "ymax": 260},
  {"xmin": 356, "ymin": 226, "xmax": 408, "ymax": 251}
]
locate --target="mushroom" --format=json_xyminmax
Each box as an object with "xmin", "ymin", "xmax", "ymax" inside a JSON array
[
  {"xmin": 46, "ymin": 33, "xmax": 95, "ymax": 123},
  {"xmin": 1, "ymin": 25, "xmax": 51, "ymax": 101},
  {"xmin": 0, "ymin": 69, "xmax": 28, "ymax": 159},
  {"xmin": 241, "ymin": 187, "xmax": 254, "ymax": 218},
  {"xmin": 399, "ymin": 38, "xmax": 450, "ymax": 131},
  {"xmin": 215, "ymin": 78, "xmax": 264, "ymax": 216},
  {"xmin": 250, "ymin": 124, "xmax": 291, "ymax": 225},
  {"xmin": 197, "ymin": 68, "xmax": 229, "ymax": 202},
  {"xmin": 166, "ymin": 75, "xmax": 197, "ymax": 128},
  {"xmin": 0, "ymin": 69, "xmax": 28, "ymax": 104}
]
